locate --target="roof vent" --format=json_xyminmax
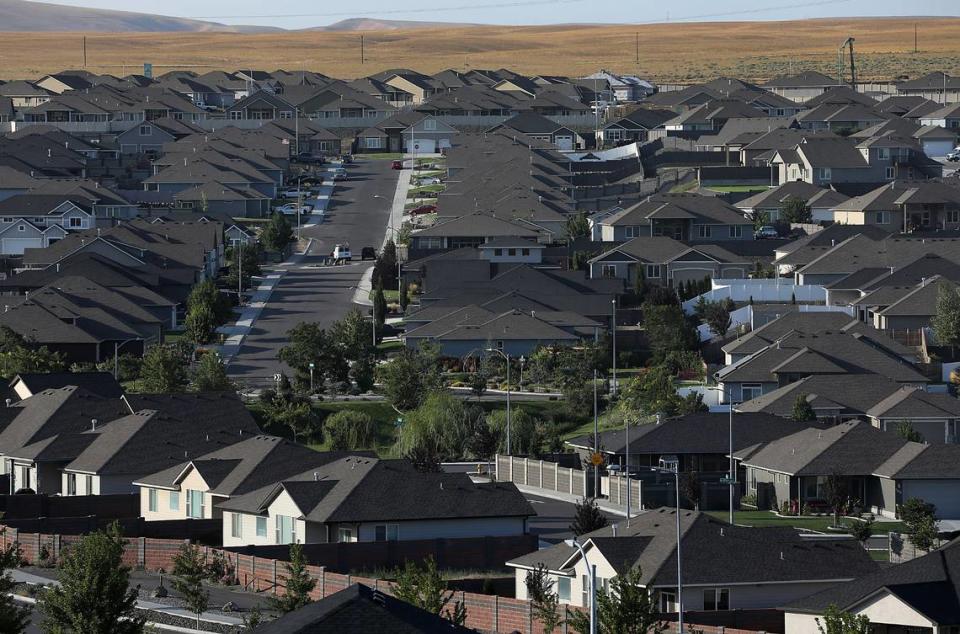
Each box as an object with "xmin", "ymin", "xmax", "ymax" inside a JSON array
[
  {"xmin": 780, "ymin": 551, "xmax": 785, "ymax": 560},
  {"xmin": 720, "ymin": 527, "xmax": 724, "ymax": 537},
  {"xmin": 91, "ymin": 418, "xmax": 98, "ymax": 431},
  {"xmin": 440, "ymin": 482, "xmax": 444, "ymax": 490},
  {"xmin": 612, "ymin": 523, "xmax": 618, "ymax": 537},
  {"xmin": 313, "ymin": 472, "xmax": 319, "ymax": 481},
  {"xmin": 4, "ymin": 399, "xmax": 10, "ymax": 408}
]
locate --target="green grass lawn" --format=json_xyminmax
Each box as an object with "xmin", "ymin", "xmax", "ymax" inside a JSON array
[
  {"xmin": 407, "ymin": 185, "xmax": 444, "ymax": 197},
  {"xmin": 369, "ymin": 289, "xmax": 400, "ymax": 302},
  {"xmin": 705, "ymin": 185, "xmax": 770, "ymax": 193},
  {"xmin": 707, "ymin": 510, "xmax": 901, "ymax": 534},
  {"xmin": 362, "ymin": 153, "xmax": 404, "ymax": 160},
  {"xmin": 163, "ymin": 331, "xmax": 187, "ymax": 344},
  {"xmin": 377, "ymin": 340, "xmax": 404, "ymax": 354}
]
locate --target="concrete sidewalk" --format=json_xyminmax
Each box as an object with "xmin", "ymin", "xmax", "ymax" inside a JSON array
[{"xmin": 353, "ymin": 160, "xmax": 411, "ymax": 307}]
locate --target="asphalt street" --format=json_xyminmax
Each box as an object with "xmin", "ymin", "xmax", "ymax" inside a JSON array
[
  {"xmin": 524, "ymin": 493, "xmax": 617, "ymax": 544},
  {"xmin": 227, "ymin": 158, "xmax": 398, "ymax": 384}
]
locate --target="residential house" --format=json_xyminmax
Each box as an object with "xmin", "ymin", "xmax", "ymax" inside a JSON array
[
  {"xmin": 216, "ymin": 456, "xmax": 534, "ymax": 546},
  {"xmin": 508, "ymin": 509, "xmax": 876, "ymax": 611},
  {"xmin": 0, "ymin": 81, "xmax": 52, "ymax": 108},
  {"xmin": 489, "ymin": 113, "xmax": 583, "ymax": 151},
  {"xmin": 831, "ymin": 180, "xmax": 960, "ymax": 233},
  {"xmin": 588, "ymin": 236, "xmax": 751, "ymax": 287},
  {"xmin": 583, "ymin": 70, "xmax": 655, "ymax": 102},
  {"xmin": 896, "ymin": 71, "xmax": 960, "ymax": 103},
  {"xmin": 590, "ymin": 194, "xmax": 754, "ymax": 243},
  {"xmin": 735, "ymin": 182, "xmax": 849, "ymax": 224},
  {"xmin": 8, "ymin": 371, "xmax": 123, "ymax": 402},
  {"xmin": 919, "ymin": 102, "xmax": 960, "ymax": 130},
  {"xmin": 663, "ymin": 100, "xmax": 766, "ymax": 132},
  {"xmin": 226, "ymin": 91, "xmax": 295, "ymax": 120},
  {"xmin": 600, "ymin": 108, "xmax": 675, "ymax": 145},
  {"xmin": 771, "ymin": 137, "xmax": 888, "ymax": 189},
  {"xmin": 408, "ymin": 213, "xmax": 543, "ymax": 257},
  {"xmin": 764, "ymin": 71, "xmax": 839, "ymax": 103}
]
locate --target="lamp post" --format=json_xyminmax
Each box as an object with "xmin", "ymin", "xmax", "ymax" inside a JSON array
[
  {"xmin": 113, "ymin": 338, "xmax": 141, "ymax": 380},
  {"xmin": 651, "ymin": 463, "xmax": 684, "ymax": 634},
  {"xmin": 486, "ymin": 348, "xmax": 511, "ymax": 455},
  {"xmin": 565, "ymin": 537, "xmax": 596, "ymax": 634},
  {"xmin": 706, "ymin": 385, "xmax": 736, "ymax": 525},
  {"xmin": 518, "ymin": 355, "xmax": 525, "ymax": 393},
  {"xmin": 611, "ymin": 298, "xmax": 617, "ymax": 397},
  {"xmin": 309, "ymin": 362, "xmax": 315, "ymax": 393}
]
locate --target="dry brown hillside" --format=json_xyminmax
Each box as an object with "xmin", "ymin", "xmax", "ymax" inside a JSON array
[{"xmin": 1, "ymin": 17, "xmax": 959, "ymax": 81}]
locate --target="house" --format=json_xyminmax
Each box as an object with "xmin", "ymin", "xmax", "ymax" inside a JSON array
[
  {"xmin": 508, "ymin": 509, "xmax": 877, "ymax": 611},
  {"xmin": 735, "ymin": 182, "xmax": 849, "ymax": 224},
  {"xmin": 897, "ymin": 71, "xmax": 960, "ymax": 103},
  {"xmin": 357, "ymin": 112, "xmax": 458, "ymax": 154},
  {"xmin": 784, "ymin": 537, "xmax": 960, "ymax": 634},
  {"xmin": 831, "ymin": 180, "xmax": 960, "ymax": 233},
  {"xmin": 0, "ymin": 167, "xmax": 41, "ymax": 203},
  {"xmin": 254, "ymin": 583, "xmax": 475, "ymax": 634},
  {"xmin": 408, "ymin": 213, "xmax": 543, "ymax": 256},
  {"xmin": 135, "ymin": 435, "xmax": 370, "ymax": 521},
  {"xmin": 770, "ymin": 137, "xmax": 886, "ymax": 188},
  {"xmin": 0, "ymin": 81, "xmax": 52, "ymax": 108},
  {"xmin": 216, "ymin": 456, "xmax": 534, "ymax": 546},
  {"xmin": 489, "ymin": 113, "xmax": 583, "ymax": 151},
  {"xmin": 226, "ymin": 90, "xmax": 295, "ymax": 120},
  {"xmin": 583, "ymin": 70, "xmax": 655, "ymax": 102},
  {"xmin": 588, "ymin": 236, "xmax": 751, "ymax": 287},
  {"xmin": 736, "ymin": 420, "xmax": 960, "ymax": 518},
  {"xmin": 116, "ymin": 118, "xmax": 203, "ymax": 155},
  {"xmin": 663, "ymin": 100, "xmax": 766, "ymax": 132},
  {"xmin": 764, "ymin": 71, "xmax": 839, "ymax": 103},
  {"xmin": 772, "ymin": 225, "xmax": 892, "ymax": 281},
  {"xmin": 590, "ymin": 194, "xmax": 754, "ymax": 243},
  {"xmin": 919, "ymin": 102, "xmax": 960, "ymax": 130},
  {"xmin": 600, "ymin": 108, "xmax": 675, "ymax": 145},
  {"xmin": 8, "ymin": 372, "xmax": 123, "ymax": 402}
]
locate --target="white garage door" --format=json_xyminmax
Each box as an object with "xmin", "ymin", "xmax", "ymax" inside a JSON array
[
  {"xmin": 922, "ymin": 140, "xmax": 955, "ymax": 158},
  {"xmin": 408, "ymin": 139, "xmax": 436, "ymax": 153},
  {"xmin": 902, "ymin": 479, "xmax": 960, "ymax": 519},
  {"xmin": 1, "ymin": 238, "xmax": 40, "ymax": 255},
  {"xmin": 555, "ymin": 135, "xmax": 574, "ymax": 151}
]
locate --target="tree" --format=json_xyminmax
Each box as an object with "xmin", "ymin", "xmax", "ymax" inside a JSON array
[
  {"xmin": 393, "ymin": 557, "xmax": 466, "ymax": 626},
  {"xmin": 568, "ymin": 567, "xmax": 665, "ymax": 634},
  {"xmin": 0, "ymin": 326, "xmax": 66, "ymax": 380},
  {"xmin": 565, "ymin": 212, "xmax": 591, "ymax": 239},
  {"xmin": 633, "ymin": 265, "xmax": 648, "ymax": 302},
  {"xmin": 38, "ymin": 524, "xmax": 144, "ymax": 634},
  {"xmin": 323, "ymin": 410, "xmax": 376, "ymax": 450},
  {"xmin": 185, "ymin": 303, "xmax": 216, "ymax": 345},
  {"xmin": 790, "ymin": 394, "xmax": 816, "ymax": 422},
  {"xmin": 187, "ymin": 279, "xmax": 232, "ymax": 327},
  {"xmin": 399, "ymin": 282, "xmax": 409, "ymax": 311},
  {"xmin": 780, "ymin": 196, "xmax": 812, "ymax": 224},
  {"xmin": 395, "ymin": 392, "xmax": 475, "ymax": 467},
  {"xmin": 269, "ymin": 543, "xmax": 316, "ymax": 613},
  {"xmin": 265, "ymin": 393, "xmax": 317, "ymax": 443},
  {"xmin": 815, "ymin": 604, "xmax": 870, "ymax": 634},
  {"xmin": 192, "ymin": 351, "xmax": 233, "ymax": 392},
  {"xmin": 171, "ymin": 543, "xmax": 209, "ymax": 629},
  {"xmin": 704, "ymin": 301, "xmax": 732, "ymax": 339},
  {"xmin": 619, "ymin": 366, "xmax": 680, "ymax": 419},
  {"xmin": 378, "ymin": 344, "xmax": 443, "ymax": 411},
  {"xmin": 0, "ymin": 533, "xmax": 29, "ymax": 634},
  {"xmin": 677, "ymin": 391, "xmax": 708, "ymax": 414},
  {"xmin": 932, "ymin": 282, "xmax": 960, "ymax": 356},
  {"xmin": 487, "ymin": 408, "xmax": 542, "ymax": 456},
  {"xmin": 279, "ymin": 322, "xmax": 348, "ymax": 391},
  {"xmin": 896, "ymin": 421, "xmax": 924, "ymax": 443},
  {"xmin": 643, "ymin": 304, "xmax": 697, "ymax": 363},
  {"xmin": 525, "ymin": 565, "xmax": 561, "ymax": 634},
  {"xmin": 139, "ymin": 345, "xmax": 188, "ymax": 393},
  {"xmin": 900, "ymin": 498, "xmax": 938, "ymax": 552},
  {"xmin": 372, "ymin": 284, "xmax": 387, "ymax": 331},
  {"xmin": 260, "ymin": 212, "xmax": 293, "ymax": 252},
  {"xmin": 468, "ymin": 366, "xmax": 488, "ymax": 399},
  {"xmin": 847, "ymin": 514, "xmax": 875, "ymax": 543},
  {"xmin": 225, "ymin": 242, "xmax": 262, "ymax": 293},
  {"xmin": 374, "ymin": 240, "xmax": 398, "ymax": 289},
  {"xmin": 569, "ymin": 497, "xmax": 608, "ymax": 536},
  {"xmin": 680, "ymin": 470, "xmax": 700, "ymax": 510},
  {"xmin": 823, "ymin": 472, "xmax": 848, "ymax": 528}
]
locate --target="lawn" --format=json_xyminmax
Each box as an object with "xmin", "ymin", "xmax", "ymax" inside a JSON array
[
  {"xmin": 705, "ymin": 185, "xmax": 770, "ymax": 193},
  {"xmin": 377, "ymin": 340, "xmax": 404, "ymax": 354},
  {"xmin": 360, "ymin": 153, "xmax": 404, "ymax": 160},
  {"xmin": 706, "ymin": 510, "xmax": 901, "ymax": 535},
  {"xmin": 368, "ymin": 288, "xmax": 400, "ymax": 302},
  {"xmin": 308, "ymin": 400, "xmax": 403, "ymax": 456},
  {"xmin": 407, "ymin": 185, "xmax": 444, "ymax": 197}
]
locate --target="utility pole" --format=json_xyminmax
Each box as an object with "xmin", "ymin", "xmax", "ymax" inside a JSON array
[
  {"xmin": 82, "ymin": 36, "xmax": 87, "ymax": 68},
  {"xmin": 237, "ymin": 240, "xmax": 243, "ymax": 301},
  {"xmin": 360, "ymin": 35, "xmax": 364, "ymax": 64},
  {"xmin": 635, "ymin": 32, "xmax": 639, "ymax": 66},
  {"xmin": 914, "ymin": 23, "xmax": 918, "ymax": 54}
]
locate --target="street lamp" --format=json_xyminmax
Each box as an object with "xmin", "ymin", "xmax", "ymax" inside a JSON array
[
  {"xmin": 518, "ymin": 355, "xmax": 526, "ymax": 392},
  {"xmin": 705, "ymin": 385, "xmax": 736, "ymax": 525},
  {"xmin": 611, "ymin": 299, "xmax": 617, "ymax": 397},
  {"xmin": 485, "ymin": 347, "xmax": 511, "ymax": 455},
  {"xmin": 565, "ymin": 537, "xmax": 596, "ymax": 634},
  {"xmin": 308, "ymin": 362, "xmax": 315, "ymax": 393},
  {"xmin": 113, "ymin": 338, "xmax": 142, "ymax": 380},
  {"xmin": 651, "ymin": 463, "xmax": 684, "ymax": 634}
]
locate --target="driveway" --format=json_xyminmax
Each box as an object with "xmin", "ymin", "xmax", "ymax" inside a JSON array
[{"xmin": 226, "ymin": 158, "xmax": 398, "ymax": 384}]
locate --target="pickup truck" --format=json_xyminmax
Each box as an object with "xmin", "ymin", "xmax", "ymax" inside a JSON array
[{"xmin": 332, "ymin": 244, "xmax": 352, "ymax": 261}]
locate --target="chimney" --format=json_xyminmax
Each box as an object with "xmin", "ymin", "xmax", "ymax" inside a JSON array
[{"xmin": 91, "ymin": 418, "xmax": 98, "ymax": 431}]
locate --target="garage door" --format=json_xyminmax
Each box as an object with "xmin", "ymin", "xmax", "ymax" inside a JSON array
[
  {"xmin": 555, "ymin": 135, "xmax": 574, "ymax": 151},
  {"xmin": 1, "ymin": 238, "xmax": 40, "ymax": 255},
  {"xmin": 672, "ymin": 268, "xmax": 715, "ymax": 285},
  {"xmin": 408, "ymin": 139, "xmax": 436, "ymax": 154},
  {"xmin": 902, "ymin": 480, "xmax": 960, "ymax": 519}
]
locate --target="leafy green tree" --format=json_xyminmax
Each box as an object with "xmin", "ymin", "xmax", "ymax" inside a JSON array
[
  {"xmin": 568, "ymin": 567, "xmax": 665, "ymax": 634},
  {"xmin": 633, "ymin": 265, "xmax": 648, "ymax": 302},
  {"xmin": 643, "ymin": 304, "xmax": 697, "ymax": 363},
  {"xmin": 0, "ymin": 534, "xmax": 29, "ymax": 634},
  {"xmin": 469, "ymin": 367, "xmax": 488, "ymax": 399},
  {"xmin": 393, "ymin": 557, "xmax": 466, "ymax": 626},
  {"xmin": 399, "ymin": 282, "xmax": 409, "ymax": 312},
  {"xmin": 704, "ymin": 301, "xmax": 732, "ymax": 338},
  {"xmin": 266, "ymin": 394, "xmax": 317, "ymax": 443},
  {"xmin": 373, "ymin": 285, "xmax": 387, "ymax": 332},
  {"xmin": 279, "ymin": 322, "xmax": 348, "ymax": 391},
  {"xmin": 192, "ymin": 351, "xmax": 233, "ymax": 392},
  {"xmin": 139, "ymin": 345, "xmax": 188, "ymax": 393},
  {"xmin": 678, "ymin": 391, "xmax": 708, "ymax": 414},
  {"xmin": 790, "ymin": 394, "xmax": 816, "ymax": 422},
  {"xmin": 323, "ymin": 410, "xmax": 376, "ymax": 450},
  {"xmin": 619, "ymin": 366, "xmax": 680, "ymax": 418},
  {"xmin": 525, "ymin": 564, "xmax": 561, "ymax": 634},
  {"xmin": 847, "ymin": 514, "xmax": 875, "ymax": 543},
  {"xmin": 780, "ymin": 196, "xmax": 812, "ymax": 224},
  {"xmin": 900, "ymin": 498, "xmax": 938, "ymax": 552},
  {"xmin": 932, "ymin": 282, "xmax": 960, "ymax": 356},
  {"xmin": 185, "ymin": 302, "xmax": 217, "ymax": 345},
  {"xmin": 171, "ymin": 543, "xmax": 209, "ymax": 629},
  {"xmin": 569, "ymin": 497, "xmax": 608, "ymax": 536},
  {"xmin": 0, "ymin": 326, "xmax": 67, "ymax": 379},
  {"xmin": 565, "ymin": 212, "xmax": 591, "ymax": 239},
  {"xmin": 261, "ymin": 213, "xmax": 293, "ymax": 252},
  {"xmin": 95, "ymin": 353, "xmax": 141, "ymax": 382},
  {"xmin": 374, "ymin": 240, "xmax": 398, "ymax": 289},
  {"xmin": 38, "ymin": 524, "xmax": 144, "ymax": 634},
  {"xmin": 487, "ymin": 408, "xmax": 542, "ymax": 455},
  {"xmin": 187, "ymin": 279, "xmax": 232, "ymax": 327},
  {"xmin": 378, "ymin": 344, "xmax": 443, "ymax": 410},
  {"xmin": 225, "ymin": 242, "xmax": 262, "ymax": 292},
  {"xmin": 816, "ymin": 604, "xmax": 870, "ymax": 634},
  {"xmin": 396, "ymin": 392, "xmax": 474, "ymax": 467},
  {"xmin": 896, "ymin": 421, "xmax": 924, "ymax": 443},
  {"xmin": 269, "ymin": 543, "xmax": 316, "ymax": 613}
]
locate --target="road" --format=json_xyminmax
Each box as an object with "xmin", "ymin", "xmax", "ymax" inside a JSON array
[
  {"xmin": 227, "ymin": 158, "xmax": 398, "ymax": 384},
  {"xmin": 524, "ymin": 493, "xmax": 617, "ymax": 544}
]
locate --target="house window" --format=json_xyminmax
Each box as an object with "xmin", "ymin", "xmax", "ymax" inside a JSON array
[
  {"xmin": 624, "ymin": 225, "xmax": 639, "ymax": 238},
  {"xmin": 521, "ymin": 248, "xmax": 531, "ymax": 256},
  {"xmin": 69, "ymin": 217, "xmax": 83, "ymax": 228},
  {"xmin": 85, "ymin": 475, "xmax": 92, "ymax": 494},
  {"xmin": 729, "ymin": 225, "xmax": 743, "ymax": 238},
  {"xmin": 646, "ymin": 264, "xmax": 661, "ymax": 278},
  {"xmin": 557, "ymin": 577, "xmax": 571, "ymax": 601},
  {"xmin": 601, "ymin": 264, "xmax": 617, "ymax": 278},
  {"xmin": 703, "ymin": 588, "xmax": 730, "ymax": 611},
  {"xmin": 279, "ymin": 111, "xmax": 293, "ymax": 119},
  {"xmin": 582, "ymin": 576, "xmax": 608, "ymax": 607},
  {"xmin": 230, "ymin": 111, "xmax": 242, "ymax": 120},
  {"xmin": 876, "ymin": 211, "xmax": 891, "ymax": 225},
  {"xmin": 948, "ymin": 210, "xmax": 960, "ymax": 224},
  {"xmin": 496, "ymin": 340, "xmax": 504, "ymax": 350},
  {"xmin": 140, "ymin": 125, "xmax": 151, "ymax": 136},
  {"xmin": 660, "ymin": 590, "xmax": 677, "ymax": 612},
  {"xmin": 375, "ymin": 524, "xmax": 399, "ymax": 541},
  {"xmin": 364, "ymin": 137, "xmax": 382, "ymax": 149},
  {"xmin": 186, "ymin": 489, "xmax": 204, "ymax": 518},
  {"xmin": 818, "ymin": 167, "xmax": 832, "ymax": 182},
  {"xmin": 698, "ymin": 225, "xmax": 712, "ymax": 238},
  {"xmin": 877, "ymin": 147, "xmax": 889, "ymax": 160},
  {"xmin": 231, "ymin": 513, "xmax": 242, "ymax": 539},
  {"xmin": 424, "ymin": 119, "xmax": 437, "ymax": 131},
  {"xmin": 17, "ymin": 225, "xmax": 24, "ymax": 231},
  {"xmin": 338, "ymin": 527, "xmax": 353, "ymax": 543},
  {"xmin": 256, "ymin": 517, "xmax": 267, "ymax": 538},
  {"xmin": 494, "ymin": 248, "xmax": 503, "ymax": 256},
  {"xmin": 885, "ymin": 166, "xmax": 895, "ymax": 179},
  {"xmin": 148, "ymin": 488, "xmax": 158, "ymax": 513},
  {"xmin": 508, "ymin": 248, "xmax": 517, "ymax": 256},
  {"xmin": 276, "ymin": 515, "xmax": 296, "ymax": 544},
  {"xmin": 67, "ymin": 473, "xmax": 76, "ymax": 496},
  {"xmin": 741, "ymin": 384, "xmax": 763, "ymax": 401}
]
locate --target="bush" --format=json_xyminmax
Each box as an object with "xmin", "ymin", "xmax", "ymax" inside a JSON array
[{"xmin": 323, "ymin": 410, "xmax": 377, "ymax": 450}]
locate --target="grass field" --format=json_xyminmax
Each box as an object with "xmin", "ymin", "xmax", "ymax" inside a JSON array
[
  {"xmin": 2, "ymin": 18, "xmax": 959, "ymax": 81},
  {"xmin": 706, "ymin": 510, "xmax": 901, "ymax": 535}
]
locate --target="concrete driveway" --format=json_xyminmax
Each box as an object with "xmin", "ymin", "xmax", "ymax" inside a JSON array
[{"xmin": 226, "ymin": 158, "xmax": 399, "ymax": 384}]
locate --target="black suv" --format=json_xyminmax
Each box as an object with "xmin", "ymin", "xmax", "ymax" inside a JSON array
[{"xmin": 361, "ymin": 247, "xmax": 377, "ymax": 260}]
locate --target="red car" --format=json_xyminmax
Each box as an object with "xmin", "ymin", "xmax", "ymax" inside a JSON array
[
  {"xmin": 391, "ymin": 160, "xmax": 403, "ymax": 170},
  {"xmin": 408, "ymin": 204, "xmax": 437, "ymax": 216}
]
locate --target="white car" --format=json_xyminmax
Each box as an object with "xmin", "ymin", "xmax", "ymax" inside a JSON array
[
  {"xmin": 332, "ymin": 244, "xmax": 352, "ymax": 261},
  {"xmin": 275, "ymin": 203, "xmax": 312, "ymax": 215},
  {"xmin": 947, "ymin": 147, "xmax": 960, "ymax": 162},
  {"xmin": 282, "ymin": 189, "xmax": 306, "ymax": 198}
]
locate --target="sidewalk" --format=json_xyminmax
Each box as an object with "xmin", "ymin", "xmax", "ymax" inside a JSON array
[{"xmin": 353, "ymin": 160, "xmax": 412, "ymax": 307}]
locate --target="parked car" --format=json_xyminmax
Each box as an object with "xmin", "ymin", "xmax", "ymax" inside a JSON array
[
  {"xmin": 755, "ymin": 225, "xmax": 779, "ymax": 239},
  {"xmin": 408, "ymin": 204, "xmax": 437, "ymax": 216},
  {"xmin": 361, "ymin": 247, "xmax": 377, "ymax": 261},
  {"xmin": 333, "ymin": 168, "xmax": 348, "ymax": 181},
  {"xmin": 332, "ymin": 244, "xmax": 352, "ymax": 261},
  {"xmin": 418, "ymin": 177, "xmax": 443, "ymax": 185},
  {"xmin": 282, "ymin": 189, "xmax": 307, "ymax": 199},
  {"xmin": 341, "ymin": 154, "xmax": 354, "ymax": 164},
  {"xmin": 391, "ymin": 160, "xmax": 403, "ymax": 170},
  {"xmin": 275, "ymin": 203, "xmax": 312, "ymax": 215},
  {"xmin": 947, "ymin": 147, "xmax": 960, "ymax": 162},
  {"xmin": 296, "ymin": 153, "xmax": 324, "ymax": 165}
]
